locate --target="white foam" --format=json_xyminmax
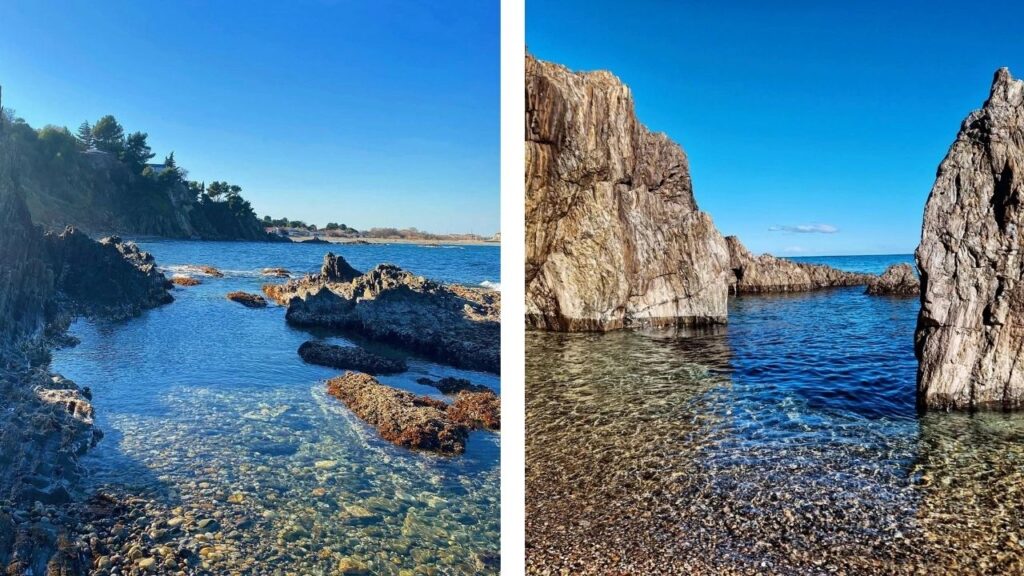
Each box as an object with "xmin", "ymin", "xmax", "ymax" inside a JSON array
[{"xmin": 480, "ymin": 280, "xmax": 501, "ymax": 291}]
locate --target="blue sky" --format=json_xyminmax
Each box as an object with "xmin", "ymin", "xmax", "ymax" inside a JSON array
[
  {"xmin": 528, "ymin": 0, "xmax": 1024, "ymax": 255},
  {"xmin": 1, "ymin": 0, "xmax": 498, "ymax": 235}
]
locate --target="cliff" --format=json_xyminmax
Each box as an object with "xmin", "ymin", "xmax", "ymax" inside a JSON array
[
  {"xmin": 725, "ymin": 236, "xmax": 873, "ymax": 294},
  {"xmin": 1, "ymin": 116, "xmax": 275, "ymax": 241},
  {"xmin": 525, "ymin": 55, "xmax": 731, "ymax": 331},
  {"xmin": 916, "ymin": 68, "xmax": 1024, "ymax": 410}
]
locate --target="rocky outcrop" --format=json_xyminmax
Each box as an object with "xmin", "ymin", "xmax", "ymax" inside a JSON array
[
  {"xmin": 916, "ymin": 68, "xmax": 1024, "ymax": 410},
  {"xmin": 262, "ymin": 253, "xmax": 361, "ymax": 304},
  {"xmin": 726, "ymin": 236, "xmax": 874, "ymax": 294},
  {"xmin": 265, "ymin": 254, "xmax": 499, "ymax": 373},
  {"xmin": 0, "ymin": 177, "xmax": 173, "ymax": 572},
  {"xmin": 298, "ymin": 341, "xmax": 407, "ymax": 374},
  {"xmin": 226, "ymin": 291, "xmax": 268, "ymax": 308},
  {"xmin": 525, "ymin": 54, "xmax": 731, "ymax": 331},
  {"xmin": 866, "ymin": 263, "xmax": 919, "ymax": 296},
  {"xmin": 171, "ymin": 276, "xmax": 201, "ymax": 286},
  {"xmin": 262, "ymin": 267, "xmax": 291, "ymax": 278},
  {"xmin": 326, "ymin": 372, "xmax": 468, "ymax": 454}
]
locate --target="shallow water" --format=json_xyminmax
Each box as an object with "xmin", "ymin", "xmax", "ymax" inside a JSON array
[
  {"xmin": 53, "ymin": 240, "xmax": 500, "ymax": 575},
  {"xmin": 526, "ymin": 254, "xmax": 1024, "ymax": 575}
]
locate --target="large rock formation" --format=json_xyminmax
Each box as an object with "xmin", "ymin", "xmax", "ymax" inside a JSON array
[
  {"xmin": 525, "ymin": 55, "xmax": 731, "ymax": 331},
  {"xmin": 866, "ymin": 263, "xmax": 919, "ymax": 296},
  {"xmin": 265, "ymin": 254, "xmax": 500, "ymax": 373},
  {"xmin": 0, "ymin": 162, "xmax": 173, "ymax": 572},
  {"xmin": 726, "ymin": 235, "xmax": 874, "ymax": 294},
  {"xmin": 916, "ymin": 68, "xmax": 1024, "ymax": 410}
]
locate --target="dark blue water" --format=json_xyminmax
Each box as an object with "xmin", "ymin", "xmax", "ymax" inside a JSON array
[
  {"xmin": 527, "ymin": 254, "xmax": 1024, "ymax": 574},
  {"xmin": 52, "ymin": 240, "xmax": 500, "ymax": 575}
]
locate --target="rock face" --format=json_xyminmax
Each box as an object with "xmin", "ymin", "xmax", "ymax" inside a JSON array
[
  {"xmin": 525, "ymin": 54, "xmax": 731, "ymax": 331},
  {"xmin": 916, "ymin": 68, "xmax": 1024, "ymax": 410},
  {"xmin": 298, "ymin": 341, "xmax": 407, "ymax": 375},
  {"xmin": 265, "ymin": 254, "xmax": 500, "ymax": 373},
  {"xmin": 326, "ymin": 372, "xmax": 469, "ymax": 454},
  {"xmin": 726, "ymin": 236, "xmax": 874, "ymax": 294},
  {"xmin": 866, "ymin": 263, "xmax": 919, "ymax": 296}
]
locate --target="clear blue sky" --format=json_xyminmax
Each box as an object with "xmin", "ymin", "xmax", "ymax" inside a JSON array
[
  {"xmin": 0, "ymin": 0, "xmax": 498, "ymax": 235},
  {"xmin": 528, "ymin": 0, "xmax": 1024, "ymax": 255}
]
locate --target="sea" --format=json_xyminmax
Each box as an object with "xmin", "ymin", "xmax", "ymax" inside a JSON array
[
  {"xmin": 52, "ymin": 240, "xmax": 501, "ymax": 575},
  {"xmin": 526, "ymin": 254, "xmax": 1024, "ymax": 574}
]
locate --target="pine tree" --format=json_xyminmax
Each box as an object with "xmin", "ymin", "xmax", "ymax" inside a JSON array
[{"xmin": 76, "ymin": 121, "xmax": 93, "ymax": 149}]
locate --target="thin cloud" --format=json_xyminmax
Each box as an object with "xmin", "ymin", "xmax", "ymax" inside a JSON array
[{"xmin": 769, "ymin": 224, "xmax": 839, "ymax": 234}]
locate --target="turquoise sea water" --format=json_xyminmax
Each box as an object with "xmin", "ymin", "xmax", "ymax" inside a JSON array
[
  {"xmin": 52, "ymin": 240, "xmax": 501, "ymax": 575},
  {"xmin": 527, "ymin": 254, "xmax": 1024, "ymax": 574}
]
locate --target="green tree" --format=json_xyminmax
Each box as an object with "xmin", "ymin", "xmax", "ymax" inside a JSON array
[
  {"xmin": 120, "ymin": 131, "xmax": 154, "ymax": 172},
  {"xmin": 91, "ymin": 115, "xmax": 125, "ymax": 154},
  {"xmin": 76, "ymin": 121, "xmax": 93, "ymax": 149}
]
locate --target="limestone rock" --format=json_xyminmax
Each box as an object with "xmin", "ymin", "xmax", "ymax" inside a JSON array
[
  {"xmin": 916, "ymin": 67, "xmax": 1024, "ymax": 410},
  {"xmin": 297, "ymin": 341, "xmax": 407, "ymax": 374},
  {"xmin": 525, "ymin": 54, "xmax": 730, "ymax": 331},
  {"xmin": 326, "ymin": 372, "xmax": 468, "ymax": 454},
  {"xmin": 266, "ymin": 254, "xmax": 499, "ymax": 373},
  {"xmin": 726, "ymin": 236, "xmax": 873, "ymax": 294},
  {"xmin": 865, "ymin": 263, "xmax": 919, "ymax": 296}
]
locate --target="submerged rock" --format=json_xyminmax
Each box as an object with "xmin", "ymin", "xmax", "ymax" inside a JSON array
[
  {"xmin": 917, "ymin": 68, "xmax": 1024, "ymax": 410},
  {"xmin": 266, "ymin": 254, "xmax": 499, "ymax": 373},
  {"xmin": 261, "ymin": 267, "xmax": 291, "ymax": 277},
  {"xmin": 170, "ymin": 275, "xmax": 201, "ymax": 287},
  {"xmin": 226, "ymin": 291, "xmax": 267, "ymax": 308},
  {"xmin": 326, "ymin": 372, "xmax": 468, "ymax": 454},
  {"xmin": 525, "ymin": 54, "xmax": 730, "ymax": 331},
  {"xmin": 415, "ymin": 376, "xmax": 490, "ymax": 394},
  {"xmin": 298, "ymin": 341, "xmax": 407, "ymax": 374},
  {"xmin": 866, "ymin": 263, "xmax": 919, "ymax": 296},
  {"xmin": 726, "ymin": 236, "xmax": 873, "ymax": 294},
  {"xmin": 448, "ymin": 390, "xmax": 501, "ymax": 431}
]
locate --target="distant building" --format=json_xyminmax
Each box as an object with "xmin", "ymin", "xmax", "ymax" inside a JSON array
[{"xmin": 145, "ymin": 163, "xmax": 168, "ymax": 175}]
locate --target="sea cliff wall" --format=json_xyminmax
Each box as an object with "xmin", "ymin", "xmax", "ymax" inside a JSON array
[{"xmin": 525, "ymin": 55, "xmax": 731, "ymax": 331}]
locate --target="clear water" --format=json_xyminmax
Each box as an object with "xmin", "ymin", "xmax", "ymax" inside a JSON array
[
  {"xmin": 52, "ymin": 240, "xmax": 501, "ymax": 575},
  {"xmin": 527, "ymin": 254, "xmax": 1024, "ymax": 575}
]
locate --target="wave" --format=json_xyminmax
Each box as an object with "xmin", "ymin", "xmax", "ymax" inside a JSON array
[{"xmin": 480, "ymin": 280, "xmax": 500, "ymax": 291}]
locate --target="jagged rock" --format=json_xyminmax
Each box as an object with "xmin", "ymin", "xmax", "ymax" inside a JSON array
[
  {"xmin": 262, "ymin": 253, "xmax": 362, "ymax": 304},
  {"xmin": 866, "ymin": 263, "xmax": 919, "ymax": 296},
  {"xmin": 525, "ymin": 54, "xmax": 730, "ymax": 331},
  {"xmin": 725, "ymin": 236, "xmax": 873, "ymax": 293},
  {"xmin": 226, "ymin": 291, "xmax": 267, "ymax": 308},
  {"xmin": 297, "ymin": 341, "xmax": 407, "ymax": 374},
  {"xmin": 266, "ymin": 254, "xmax": 499, "ymax": 373},
  {"xmin": 326, "ymin": 372, "xmax": 468, "ymax": 454},
  {"xmin": 916, "ymin": 68, "xmax": 1024, "ymax": 410},
  {"xmin": 448, "ymin": 390, "xmax": 501, "ymax": 431},
  {"xmin": 415, "ymin": 376, "xmax": 490, "ymax": 394}
]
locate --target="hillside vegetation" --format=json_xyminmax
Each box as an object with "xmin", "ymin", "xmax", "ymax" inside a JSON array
[{"xmin": 0, "ymin": 107, "xmax": 278, "ymax": 241}]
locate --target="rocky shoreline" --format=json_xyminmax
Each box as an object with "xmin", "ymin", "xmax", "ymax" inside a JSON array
[{"xmin": 1, "ymin": 180, "xmax": 175, "ymax": 572}]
